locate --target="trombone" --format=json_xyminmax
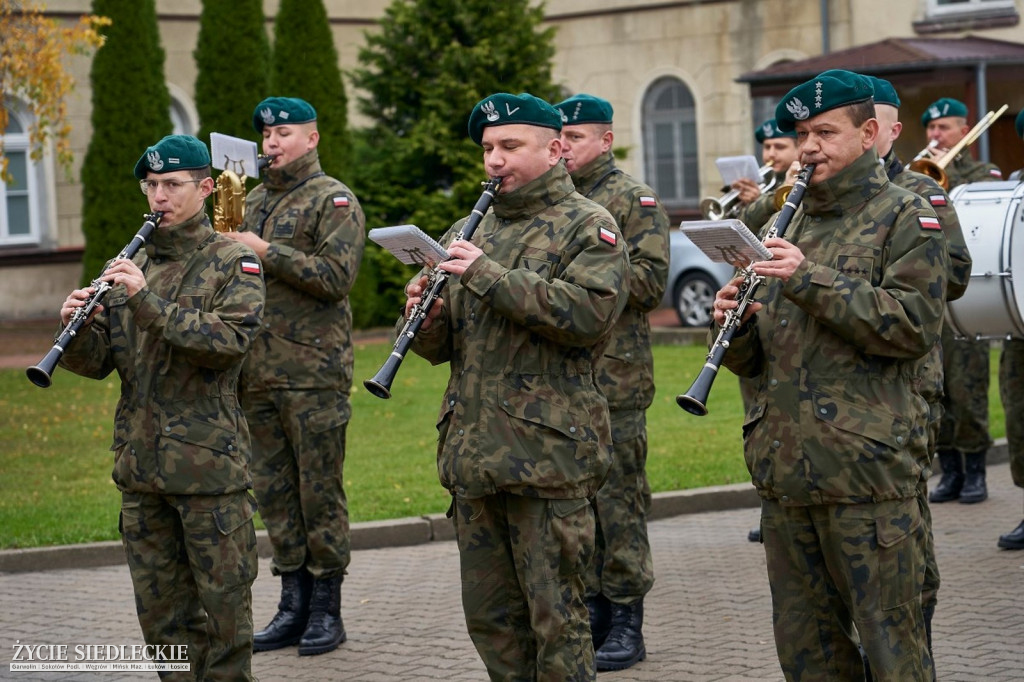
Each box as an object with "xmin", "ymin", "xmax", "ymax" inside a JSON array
[
  {"xmin": 700, "ymin": 163, "xmax": 776, "ymax": 220},
  {"xmin": 908, "ymin": 104, "xmax": 1008, "ymax": 189}
]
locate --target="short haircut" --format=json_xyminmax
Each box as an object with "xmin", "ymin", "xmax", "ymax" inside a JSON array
[
  {"xmin": 845, "ymin": 99, "xmax": 877, "ymax": 128},
  {"xmin": 189, "ymin": 166, "xmax": 212, "ymax": 181}
]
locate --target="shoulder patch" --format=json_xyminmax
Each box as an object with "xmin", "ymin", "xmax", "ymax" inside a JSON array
[
  {"xmin": 333, "ymin": 195, "xmax": 350, "ymax": 208},
  {"xmin": 599, "ymin": 226, "xmax": 617, "ymax": 245},
  {"xmin": 240, "ymin": 257, "xmax": 262, "ymax": 275},
  {"xmin": 639, "ymin": 195, "xmax": 657, "ymax": 207},
  {"xmin": 989, "ymin": 168, "xmax": 1004, "ymax": 179},
  {"xmin": 918, "ymin": 216, "xmax": 941, "ymax": 231},
  {"xmin": 927, "ymin": 194, "xmax": 947, "ymax": 207}
]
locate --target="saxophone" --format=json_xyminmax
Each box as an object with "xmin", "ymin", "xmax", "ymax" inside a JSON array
[{"xmin": 212, "ymin": 154, "xmax": 275, "ymax": 232}]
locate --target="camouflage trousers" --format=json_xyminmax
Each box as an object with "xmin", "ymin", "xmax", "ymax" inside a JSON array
[
  {"xmin": 584, "ymin": 409, "xmax": 654, "ymax": 604},
  {"xmin": 999, "ymin": 338, "xmax": 1024, "ymax": 489},
  {"xmin": 119, "ymin": 490, "xmax": 258, "ymax": 682},
  {"xmin": 452, "ymin": 492, "xmax": 596, "ymax": 682},
  {"xmin": 243, "ymin": 389, "xmax": 351, "ymax": 578},
  {"xmin": 936, "ymin": 325, "xmax": 992, "ymax": 455},
  {"xmin": 761, "ymin": 497, "xmax": 932, "ymax": 682}
]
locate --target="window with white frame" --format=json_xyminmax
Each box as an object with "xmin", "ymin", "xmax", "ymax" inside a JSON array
[
  {"xmin": 642, "ymin": 77, "xmax": 699, "ymax": 208},
  {"xmin": 1, "ymin": 104, "xmax": 41, "ymax": 246},
  {"xmin": 928, "ymin": 0, "xmax": 1016, "ymax": 16}
]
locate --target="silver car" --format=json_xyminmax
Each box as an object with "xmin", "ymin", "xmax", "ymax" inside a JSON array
[{"xmin": 663, "ymin": 229, "xmax": 736, "ymax": 327}]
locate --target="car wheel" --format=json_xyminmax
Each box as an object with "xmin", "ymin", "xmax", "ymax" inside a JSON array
[{"xmin": 673, "ymin": 271, "xmax": 717, "ymax": 327}]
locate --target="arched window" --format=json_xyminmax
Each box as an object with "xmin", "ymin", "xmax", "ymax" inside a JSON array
[
  {"xmin": 643, "ymin": 77, "xmax": 699, "ymax": 208},
  {"xmin": 1, "ymin": 103, "xmax": 41, "ymax": 246}
]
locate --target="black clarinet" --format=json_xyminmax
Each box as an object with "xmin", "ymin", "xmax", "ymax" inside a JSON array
[
  {"xmin": 26, "ymin": 212, "xmax": 163, "ymax": 388},
  {"xmin": 363, "ymin": 178, "xmax": 501, "ymax": 399},
  {"xmin": 676, "ymin": 164, "xmax": 816, "ymax": 416}
]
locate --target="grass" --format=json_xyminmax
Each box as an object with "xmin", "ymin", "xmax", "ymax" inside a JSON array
[{"xmin": 0, "ymin": 342, "xmax": 1006, "ymax": 549}]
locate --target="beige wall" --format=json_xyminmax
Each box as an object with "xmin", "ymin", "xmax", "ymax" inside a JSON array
[{"xmin": 4, "ymin": 0, "xmax": 1024, "ymax": 319}]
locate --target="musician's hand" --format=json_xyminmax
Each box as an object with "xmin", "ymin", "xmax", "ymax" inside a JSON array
[
  {"xmin": 100, "ymin": 258, "xmax": 147, "ymax": 297},
  {"xmin": 784, "ymin": 161, "xmax": 801, "ymax": 186},
  {"xmin": 404, "ymin": 275, "xmax": 444, "ymax": 330},
  {"xmin": 752, "ymin": 237, "xmax": 804, "ymax": 283},
  {"xmin": 221, "ymin": 230, "xmax": 269, "ymax": 258},
  {"xmin": 713, "ymin": 276, "xmax": 761, "ymax": 327},
  {"xmin": 61, "ymin": 288, "xmax": 101, "ymax": 326},
  {"xmin": 438, "ymin": 240, "xmax": 483, "ymax": 276},
  {"xmin": 731, "ymin": 178, "xmax": 761, "ymax": 205}
]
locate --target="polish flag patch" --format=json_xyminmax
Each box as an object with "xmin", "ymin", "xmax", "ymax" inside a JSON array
[
  {"xmin": 927, "ymin": 194, "xmax": 947, "ymax": 207},
  {"xmin": 639, "ymin": 196, "xmax": 657, "ymax": 207},
  {"xmin": 333, "ymin": 195, "xmax": 350, "ymax": 208},
  {"xmin": 599, "ymin": 227, "xmax": 617, "ymax": 245},
  {"xmin": 918, "ymin": 216, "xmax": 941, "ymax": 231},
  {"xmin": 240, "ymin": 258, "xmax": 262, "ymax": 274},
  {"xmin": 989, "ymin": 169, "xmax": 1004, "ymax": 179}
]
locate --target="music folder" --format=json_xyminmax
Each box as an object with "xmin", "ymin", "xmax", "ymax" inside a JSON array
[
  {"xmin": 210, "ymin": 133, "xmax": 260, "ymax": 176},
  {"xmin": 714, "ymin": 155, "xmax": 762, "ymax": 186},
  {"xmin": 368, "ymin": 224, "xmax": 449, "ymax": 267},
  {"xmin": 678, "ymin": 219, "xmax": 772, "ymax": 269}
]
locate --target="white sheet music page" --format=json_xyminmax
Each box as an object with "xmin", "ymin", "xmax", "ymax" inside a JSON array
[
  {"xmin": 678, "ymin": 219, "xmax": 772, "ymax": 268},
  {"xmin": 368, "ymin": 225, "xmax": 449, "ymax": 266},
  {"xmin": 210, "ymin": 133, "xmax": 260, "ymax": 176},
  {"xmin": 715, "ymin": 155, "xmax": 762, "ymax": 186}
]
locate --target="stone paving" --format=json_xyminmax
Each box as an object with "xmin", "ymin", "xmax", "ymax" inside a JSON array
[{"xmin": 2, "ymin": 463, "xmax": 1022, "ymax": 681}]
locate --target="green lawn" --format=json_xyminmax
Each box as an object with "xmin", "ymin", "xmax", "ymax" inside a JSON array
[{"xmin": 0, "ymin": 342, "xmax": 1005, "ymax": 549}]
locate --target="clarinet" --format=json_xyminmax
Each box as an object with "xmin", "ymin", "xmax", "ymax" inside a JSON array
[
  {"xmin": 363, "ymin": 178, "xmax": 501, "ymax": 399},
  {"xmin": 676, "ymin": 163, "xmax": 816, "ymax": 416},
  {"xmin": 26, "ymin": 212, "xmax": 163, "ymax": 388}
]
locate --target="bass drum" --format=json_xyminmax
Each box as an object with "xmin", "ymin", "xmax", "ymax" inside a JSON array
[{"xmin": 946, "ymin": 181, "xmax": 1024, "ymax": 340}]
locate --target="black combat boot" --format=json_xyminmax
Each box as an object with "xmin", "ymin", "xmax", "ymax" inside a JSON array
[
  {"xmin": 253, "ymin": 569, "xmax": 313, "ymax": 652},
  {"xmin": 997, "ymin": 519, "xmax": 1024, "ymax": 549},
  {"xmin": 298, "ymin": 575, "xmax": 346, "ymax": 656},
  {"xmin": 748, "ymin": 527, "xmax": 761, "ymax": 543},
  {"xmin": 959, "ymin": 451, "xmax": 988, "ymax": 504},
  {"xmin": 586, "ymin": 593, "xmax": 612, "ymax": 650},
  {"xmin": 928, "ymin": 449, "xmax": 963, "ymax": 503},
  {"xmin": 595, "ymin": 599, "xmax": 646, "ymax": 671}
]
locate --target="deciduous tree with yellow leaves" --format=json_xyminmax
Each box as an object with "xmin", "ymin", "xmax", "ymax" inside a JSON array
[{"xmin": 0, "ymin": 0, "xmax": 108, "ymax": 178}]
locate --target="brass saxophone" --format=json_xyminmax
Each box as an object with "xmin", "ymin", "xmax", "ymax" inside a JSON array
[{"xmin": 213, "ymin": 154, "xmax": 276, "ymax": 232}]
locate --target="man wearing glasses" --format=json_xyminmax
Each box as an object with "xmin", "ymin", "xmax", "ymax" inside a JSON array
[{"xmin": 58, "ymin": 134, "xmax": 266, "ymax": 681}]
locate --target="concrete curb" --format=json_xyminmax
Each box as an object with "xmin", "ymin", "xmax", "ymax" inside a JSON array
[{"xmin": 0, "ymin": 441, "xmax": 1008, "ymax": 575}]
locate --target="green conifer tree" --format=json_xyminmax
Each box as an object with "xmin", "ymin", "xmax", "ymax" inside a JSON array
[
  {"xmin": 269, "ymin": 0, "xmax": 349, "ymax": 178},
  {"xmin": 193, "ymin": 0, "xmax": 270, "ymax": 144},
  {"xmin": 350, "ymin": 0, "xmax": 560, "ymax": 326},
  {"xmin": 79, "ymin": 0, "xmax": 171, "ymax": 284}
]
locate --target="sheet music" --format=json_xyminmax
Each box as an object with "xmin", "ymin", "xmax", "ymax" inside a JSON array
[
  {"xmin": 715, "ymin": 155, "xmax": 762, "ymax": 186},
  {"xmin": 368, "ymin": 224, "xmax": 449, "ymax": 266},
  {"xmin": 210, "ymin": 133, "xmax": 260, "ymax": 176},
  {"xmin": 678, "ymin": 219, "xmax": 772, "ymax": 268}
]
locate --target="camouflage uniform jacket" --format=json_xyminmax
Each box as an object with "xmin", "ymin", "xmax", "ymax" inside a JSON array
[
  {"xmin": 59, "ymin": 210, "xmax": 266, "ymax": 495},
  {"xmin": 943, "ymin": 151, "xmax": 1002, "ymax": 188},
  {"xmin": 570, "ymin": 151, "xmax": 670, "ymax": 412},
  {"xmin": 723, "ymin": 150, "xmax": 949, "ymax": 506},
  {"xmin": 407, "ymin": 163, "xmax": 629, "ymax": 500},
  {"xmin": 885, "ymin": 150, "xmax": 971, "ymax": 409},
  {"xmin": 736, "ymin": 169, "xmax": 787, "ymax": 234},
  {"xmin": 239, "ymin": 149, "xmax": 365, "ymax": 395}
]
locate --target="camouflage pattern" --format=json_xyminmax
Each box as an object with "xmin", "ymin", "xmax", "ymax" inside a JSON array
[
  {"xmin": 238, "ymin": 148, "xmax": 364, "ymax": 578},
  {"xmin": 735, "ymin": 169, "xmax": 786, "ymax": 233},
  {"xmin": 1000, "ymin": 338, "xmax": 1024, "ymax": 488},
  {"xmin": 58, "ymin": 208, "xmax": 265, "ymax": 682},
  {"xmin": 722, "ymin": 149, "xmax": 945, "ymax": 679},
  {"xmin": 568, "ymin": 150, "xmax": 668, "ymax": 604},
  {"xmin": 453, "ymin": 493, "xmax": 596, "ymax": 682},
  {"xmin": 942, "ymin": 151, "xmax": 1003, "ymax": 187},
  {"xmin": 408, "ymin": 161, "xmax": 629, "ymax": 500},
  {"xmin": 762, "ymin": 497, "xmax": 932, "ymax": 681},
  {"xmin": 407, "ymin": 161, "xmax": 628, "ymax": 681},
  {"xmin": 121, "ymin": 490, "xmax": 258, "ymax": 682}
]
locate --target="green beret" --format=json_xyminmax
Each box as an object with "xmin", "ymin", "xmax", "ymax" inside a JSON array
[
  {"xmin": 775, "ymin": 69, "xmax": 874, "ymax": 132},
  {"xmin": 467, "ymin": 92, "xmax": 562, "ymax": 145},
  {"xmin": 555, "ymin": 94, "xmax": 614, "ymax": 125},
  {"xmin": 866, "ymin": 76, "xmax": 901, "ymax": 108},
  {"xmin": 920, "ymin": 97, "xmax": 967, "ymax": 127},
  {"xmin": 754, "ymin": 118, "xmax": 796, "ymax": 143},
  {"xmin": 133, "ymin": 135, "xmax": 210, "ymax": 179},
  {"xmin": 1015, "ymin": 108, "xmax": 1024, "ymax": 140},
  {"xmin": 252, "ymin": 96, "xmax": 317, "ymax": 132}
]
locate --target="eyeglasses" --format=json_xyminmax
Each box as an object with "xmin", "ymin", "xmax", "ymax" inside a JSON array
[{"xmin": 139, "ymin": 178, "xmax": 201, "ymax": 196}]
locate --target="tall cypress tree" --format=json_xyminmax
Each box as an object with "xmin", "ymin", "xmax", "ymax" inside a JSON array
[
  {"xmin": 269, "ymin": 0, "xmax": 349, "ymax": 178},
  {"xmin": 79, "ymin": 0, "xmax": 171, "ymax": 284},
  {"xmin": 349, "ymin": 0, "xmax": 560, "ymax": 326},
  {"xmin": 193, "ymin": 0, "xmax": 270, "ymax": 145}
]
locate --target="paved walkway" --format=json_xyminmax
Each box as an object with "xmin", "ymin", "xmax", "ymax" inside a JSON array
[{"xmin": 2, "ymin": 462, "xmax": 1022, "ymax": 681}]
